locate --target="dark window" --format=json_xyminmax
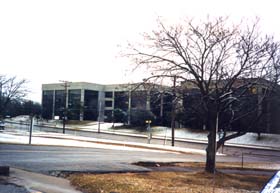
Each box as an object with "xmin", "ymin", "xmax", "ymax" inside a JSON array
[
  {"xmin": 54, "ymin": 90, "xmax": 65, "ymax": 118},
  {"xmin": 131, "ymin": 91, "xmax": 147, "ymax": 109},
  {"xmin": 68, "ymin": 89, "xmax": 81, "ymax": 120},
  {"xmin": 150, "ymin": 91, "xmax": 161, "ymax": 117},
  {"xmin": 84, "ymin": 90, "xmax": 99, "ymax": 120},
  {"xmin": 105, "ymin": 101, "xmax": 113, "ymax": 107},
  {"xmin": 114, "ymin": 91, "xmax": 128, "ymax": 111},
  {"xmin": 42, "ymin": 90, "xmax": 54, "ymax": 119},
  {"xmin": 105, "ymin": 92, "xmax": 113, "ymax": 98}
]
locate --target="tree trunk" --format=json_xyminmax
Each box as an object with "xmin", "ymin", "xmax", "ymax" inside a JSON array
[{"xmin": 205, "ymin": 125, "xmax": 216, "ymax": 173}]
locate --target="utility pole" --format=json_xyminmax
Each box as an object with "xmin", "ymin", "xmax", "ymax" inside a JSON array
[
  {"xmin": 171, "ymin": 76, "xmax": 176, "ymax": 146},
  {"xmin": 60, "ymin": 80, "xmax": 71, "ymax": 134}
]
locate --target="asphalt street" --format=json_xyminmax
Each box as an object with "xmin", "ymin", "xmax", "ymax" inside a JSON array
[
  {"xmin": 1, "ymin": 143, "xmax": 278, "ymax": 176},
  {"xmin": 0, "ymin": 144, "xmax": 205, "ymax": 174}
]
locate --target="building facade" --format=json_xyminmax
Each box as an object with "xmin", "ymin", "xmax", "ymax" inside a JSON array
[
  {"xmin": 180, "ymin": 79, "xmax": 280, "ymax": 134},
  {"xmin": 42, "ymin": 82, "xmax": 171, "ymax": 123}
]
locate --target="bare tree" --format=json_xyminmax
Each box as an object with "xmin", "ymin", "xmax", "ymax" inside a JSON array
[
  {"xmin": 126, "ymin": 17, "xmax": 280, "ymax": 173},
  {"xmin": 0, "ymin": 75, "xmax": 29, "ymax": 118}
]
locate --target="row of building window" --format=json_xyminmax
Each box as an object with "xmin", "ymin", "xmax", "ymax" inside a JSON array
[{"xmin": 42, "ymin": 89, "xmax": 173, "ymax": 122}]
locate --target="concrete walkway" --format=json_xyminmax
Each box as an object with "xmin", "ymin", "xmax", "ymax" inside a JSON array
[{"xmin": 7, "ymin": 168, "xmax": 82, "ymax": 193}]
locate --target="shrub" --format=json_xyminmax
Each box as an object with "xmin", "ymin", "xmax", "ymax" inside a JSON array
[
  {"xmin": 130, "ymin": 109, "xmax": 155, "ymax": 127},
  {"xmin": 113, "ymin": 108, "xmax": 127, "ymax": 123}
]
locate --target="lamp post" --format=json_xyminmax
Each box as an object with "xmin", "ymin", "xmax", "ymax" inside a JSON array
[{"xmin": 146, "ymin": 120, "xmax": 152, "ymax": 144}]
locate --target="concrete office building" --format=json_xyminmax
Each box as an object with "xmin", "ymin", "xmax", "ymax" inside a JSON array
[{"xmin": 42, "ymin": 82, "xmax": 170, "ymax": 122}]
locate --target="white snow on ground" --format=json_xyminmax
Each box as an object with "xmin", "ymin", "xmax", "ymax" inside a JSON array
[
  {"xmin": 0, "ymin": 131, "xmax": 206, "ymax": 154},
  {"xmin": 9, "ymin": 115, "xmax": 30, "ymax": 121},
  {"xmin": 227, "ymin": 132, "xmax": 280, "ymax": 147}
]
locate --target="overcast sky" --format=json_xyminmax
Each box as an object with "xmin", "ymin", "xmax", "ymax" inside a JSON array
[{"xmin": 0, "ymin": 0, "xmax": 279, "ymax": 102}]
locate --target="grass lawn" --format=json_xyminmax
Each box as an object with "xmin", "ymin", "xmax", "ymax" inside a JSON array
[{"xmin": 69, "ymin": 162, "xmax": 273, "ymax": 193}]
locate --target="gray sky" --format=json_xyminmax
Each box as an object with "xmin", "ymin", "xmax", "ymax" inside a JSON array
[{"xmin": 0, "ymin": 0, "xmax": 279, "ymax": 102}]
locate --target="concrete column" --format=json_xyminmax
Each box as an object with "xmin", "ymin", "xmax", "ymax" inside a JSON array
[
  {"xmin": 80, "ymin": 89, "xmax": 85, "ymax": 121},
  {"xmin": 65, "ymin": 90, "xmax": 69, "ymax": 109},
  {"xmin": 112, "ymin": 91, "xmax": 115, "ymax": 110},
  {"xmin": 98, "ymin": 91, "xmax": 105, "ymax": 122}
]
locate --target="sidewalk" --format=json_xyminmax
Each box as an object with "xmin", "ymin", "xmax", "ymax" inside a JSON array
[{"xmin": 3, "ymin": 167, "xmax": 82, "ymax": 193}]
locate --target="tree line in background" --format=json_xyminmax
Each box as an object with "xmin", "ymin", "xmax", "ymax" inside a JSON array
[
  {"xmin": 0, "ymin": 75, "xmax": 41, "ymax": 119},
  {"xmin": 4, "ymin": 99, "xmax": 41, "ymax": 118}
]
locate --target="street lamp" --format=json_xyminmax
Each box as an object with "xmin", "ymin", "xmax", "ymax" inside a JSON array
[{"xmin": 146, "ymin": 120, "xmax": 152, "ymax": 144}]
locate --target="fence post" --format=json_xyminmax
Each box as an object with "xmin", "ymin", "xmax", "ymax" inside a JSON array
[
  {"xmin": 241, "ymin": 152, "xmax": 244, "ymax": 169},
  {"xmin": 29, "ymin": 116, "xmax": 34, "ymax": 145}
]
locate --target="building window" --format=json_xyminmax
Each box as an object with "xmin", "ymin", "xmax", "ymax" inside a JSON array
[
  {"xmin": 105, "ymin": 92, "xmax": 113, "ymax": 98},
  {"xmin": 131, "ymin": 90, "xmax": 147, "ymax": 109},
  {"xmin": 42, "ymin": 90, "xmax": 54, "ymax": 119},
  {"xmin": 105, "ymin": 100, "xmax": 113, "ymax": 107},
  {"xmin": 54, "ymin": 90, "xmax": 66, "ymax": 118},
  {"xmin": 68, "ymin": 89, "xmax": 81, "ymax": 120},
  {"xmin": 114, "ymin": 91, "xmax": 128, "ymax": 111},
  {"xmin": 84, "ymin": 90, "xmax": 99, "ymax": 120}
]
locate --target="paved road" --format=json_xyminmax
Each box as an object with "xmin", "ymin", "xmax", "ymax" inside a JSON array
[
  {"xmin": 0, "ymin": 144, "xmax": 204, "ymax": 174},
  {"xmin": 0, "ymin": 144, "xmax": 278, "ymax": 175}
]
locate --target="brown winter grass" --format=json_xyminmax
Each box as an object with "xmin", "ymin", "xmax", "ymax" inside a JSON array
[
  {"xmin": 173, "ymin": 161, "xmax": 280, "ymax": 171},
  {"xmin": 69, "ymin": 170, "xmax": 270, "ymax": 193}
]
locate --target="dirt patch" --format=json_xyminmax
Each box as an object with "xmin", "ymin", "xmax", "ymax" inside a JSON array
[{"xmin": 69, "ymin": 170, "xmax": 269, "ymax": 193}]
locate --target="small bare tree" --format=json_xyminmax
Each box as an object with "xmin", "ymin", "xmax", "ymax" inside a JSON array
[
  {"xmin": 0, "ymin": 75, "xmax": 29, "ymax": 118},
  {"xmin": 126, "ymin": 17, "xmax": 280, "ymax": 173}
]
